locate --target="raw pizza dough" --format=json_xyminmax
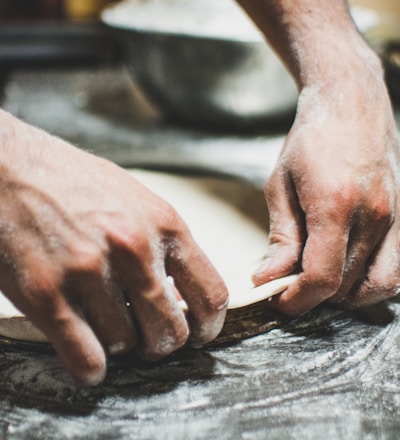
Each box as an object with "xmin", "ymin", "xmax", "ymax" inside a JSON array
[{"xmin": 0, "ymin": 169, "xmax": 297, "ymax": 343}]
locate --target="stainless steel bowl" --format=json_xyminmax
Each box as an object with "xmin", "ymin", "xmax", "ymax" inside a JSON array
[
  {"xmin": 102, "ymin": 0, "xmax": 298, "ymax": 129},
  {"xmin": 102, "ymin": 0, "xmax": 380, "ymax": 129}
]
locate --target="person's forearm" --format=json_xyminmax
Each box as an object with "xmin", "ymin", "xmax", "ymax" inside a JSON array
[{"xmin": 236, "ymin": 0, "xmax": 381, "ymax": 88}]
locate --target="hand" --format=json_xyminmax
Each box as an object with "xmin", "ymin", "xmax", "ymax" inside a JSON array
[
  {"xmin": 253, "ymin": 57, "xmax": 400, "ymax": 315},
  {"xmin": 0, "ymin": 111, "xmax": 228, "ymax": 385}
]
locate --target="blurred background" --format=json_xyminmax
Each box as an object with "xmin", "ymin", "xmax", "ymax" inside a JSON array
[
  {"xmin": 0, "ymin": 0, "xmax": 110, "ymax": 20},
  {"xmin": 0, "ymin": 0, "xmax": 399, "ymax": 126},
  {"xmin": 0, "ymin": 0, "xmax": 116, "ymax": 69},
  {"xmin": 0, "ymin": 0, "xmax": 398, "ymax": 178}
]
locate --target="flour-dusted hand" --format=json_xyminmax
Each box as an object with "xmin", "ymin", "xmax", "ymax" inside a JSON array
[
  {"xmin": 254, "ymin": 76, "xmax": 399, "ymax": 315},
  {"xmin": 0, "ymin": 110, "xmax": 228, "ymax": 384},
  {"xmin": 237, "ymin": 0, "xmax": 400, "ymax": 314}
]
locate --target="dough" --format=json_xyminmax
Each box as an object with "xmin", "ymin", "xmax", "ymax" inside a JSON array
[{"xmin": 0, "ymin": 169, "xmax": 297, "ymax": 343}]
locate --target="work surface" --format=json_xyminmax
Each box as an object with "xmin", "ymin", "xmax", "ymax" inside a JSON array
[
  {"xmin": 0, "ymin": 304, "xmax": 399, "ymax": 439},
  {"xmin": 0, "ymin": 69, "xmax": 399, "ymax": 439}
]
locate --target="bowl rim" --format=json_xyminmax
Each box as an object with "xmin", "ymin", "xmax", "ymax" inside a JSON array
[
  {"xmin": 101, "ymin": 0, "xmax": 266, "ymax": 44},
  {"xmin": 102, "ymin": 1, "xmax": 381, "ymax": 46}
]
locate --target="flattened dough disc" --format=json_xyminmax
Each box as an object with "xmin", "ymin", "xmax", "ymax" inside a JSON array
[{"xmin": 0, "ymin": 169, "xmax": 297, "ymax": 345}]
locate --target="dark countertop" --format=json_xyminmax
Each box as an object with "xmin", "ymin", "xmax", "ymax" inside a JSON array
[
  {"xmin": 0, "ymin": 68, "xmax": 399, "ymax": 439},
  {"xmin": 0, "ymin": 304, "xmax": 399, "ymax": 439}
]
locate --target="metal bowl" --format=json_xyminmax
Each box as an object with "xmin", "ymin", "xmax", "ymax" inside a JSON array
[
  {"xmin": 102, "ymin": 0, "xmax": 298, "ymax": 129},
  {"xmin": 102, "ymin": 0, "xmax": 382, "ymax": 129}
]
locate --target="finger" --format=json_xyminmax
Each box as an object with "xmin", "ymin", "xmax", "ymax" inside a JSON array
[
  {"xmin": 166, "ymin": 229, "xmax": 228, "ymax": 347},
  {"xmin": 269, "ymin": 219, "xmax": 349, "ymax": 316},
  {"xmin": 26, "ymin": 294, "xmax": 107, "ymax": 386},
  {"xmin": 0, "ymin": 259, "xmax": 107, "ymax": 386},
  {"xmin": 129, "ymin": 277, "xmax": 189, "ymax": 361},
  {"xmin": 267, "ymin": 190, "xmax": 394, "ymax": 315},
  {"xmin": 44, "ymin": 308, "xmax": 107, "ymax": 386},
  {"xmin": 342, "ymin": 223, "xmax": 400, "ymax": 308},
  {"xmin": 56, "ymin": 234, "xmax": 140, "ymax": 357},
  {"xmin": 68, "ymin": 277, "xmax": 139, "ymax": 357},
  {"xmin": 252, "ymin": 169, "xmax": 305, "ymax": 286},
  {"xmin": 329, "ymin": 214, "xmax": 392, "ymax": 304},
  {"xmin": 108, "ymin": 224, "xmax": 190, "ymax": 361}
]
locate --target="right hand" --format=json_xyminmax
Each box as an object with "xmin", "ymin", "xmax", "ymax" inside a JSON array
[
  {"xmin": 0, "ymin": 110, "xmax": 228, "ymax": 385},
  {"xmin": 252, "ymin": 55, "xmax": 400, "ymax": 315}
]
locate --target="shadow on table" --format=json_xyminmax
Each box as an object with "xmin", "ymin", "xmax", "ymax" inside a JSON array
[{"xmin": 0, "ymin": 346, "xmax": 218, "ymax": 416}]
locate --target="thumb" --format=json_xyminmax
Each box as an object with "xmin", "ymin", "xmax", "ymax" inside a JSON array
[{"xmin": 253, "ymin": 170, "xmax": 305, "ymax": 285}]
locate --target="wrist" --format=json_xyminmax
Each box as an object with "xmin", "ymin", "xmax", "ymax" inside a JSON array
[
  {"xmin": 237, "ymin": 0, "xmax": 383, "ymax": 90},
  {"xmin": 297, "ymin": 43, "xmax": 386, "ymax": 106},
  {"xmin": 296, "ymin": 29, "xmax": 383, "ymax": 91}
]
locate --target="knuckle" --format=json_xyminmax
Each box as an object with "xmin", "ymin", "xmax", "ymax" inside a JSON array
[
  {"xmin": 92, "ymin": 211, "xmax": 153, "ymax": 259},
  {"xmin": 118, "ymin": 229, "xmax": 151, "ymax": 256},
  {"xmin": 318, "ymin": 180, "xmax": 358, "ymax": 217},
  {"xmin": 331, "ymin": 180, "xmax": 357, "ymax": 204},
  {"xmin": 105, "ymin": 220, "xmax": 152, "ymax": 258},
  {"xmin": 26, "ymin": 273, "xmax": 58, "ymax": 300},
  {"xmin": 320, "ymin": 179, "xmax": 393, "ymax": 228},
  {"xmin": 22, "ymin": 267, "xmax": 63, "ymax": 313},
  {"xmin": 68, "ymin": 243, "xmax": 105, "ymax": 276},
  {"xmin": 159, "ymin": 202, "xmax": 181, "ymax": 230},
  {"xmin": 159, "ymin": 204, "xmax": 190, "ymax": 243},
  {"xmin": 369, "ymin": 196, "xmax": 393, "ymax": 227}
]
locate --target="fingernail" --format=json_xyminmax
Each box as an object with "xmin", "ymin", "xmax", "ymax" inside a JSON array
[{"xmin": 253, "ymin": 257, "xmax": 271, "ymax": 276}]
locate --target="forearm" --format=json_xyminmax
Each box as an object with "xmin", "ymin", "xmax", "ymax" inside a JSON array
[{"xmin": 235, "ymin": 0, "xmax": 382, "ymax": 88}]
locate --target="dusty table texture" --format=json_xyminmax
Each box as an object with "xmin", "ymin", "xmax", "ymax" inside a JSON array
[
  {"xmin": 0, "ymin": 69, "xmax": 399, "ymax": 439},
  {"xmin": 0, "ymin": 303, "xmax": 399, "ymax": 440}
]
